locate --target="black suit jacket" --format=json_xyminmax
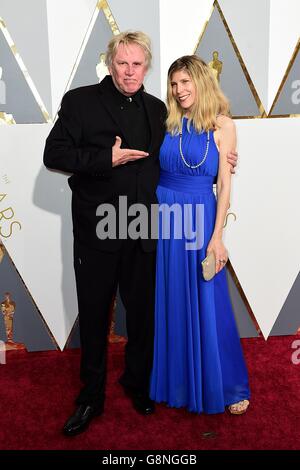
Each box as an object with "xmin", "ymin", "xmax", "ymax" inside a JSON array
[{"xmin": 44, "ymin": 77, "xmax": 167, "ymax": 252}]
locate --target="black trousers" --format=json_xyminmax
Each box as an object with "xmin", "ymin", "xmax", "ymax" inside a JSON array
[{"xmin": 73, "ymin": 238, "xmax": 156, "ymax": 407}]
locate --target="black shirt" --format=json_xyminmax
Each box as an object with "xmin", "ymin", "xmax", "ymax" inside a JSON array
[{"xmin": 105, "ymin": 76, "xmax": 151, "ymax": 152}]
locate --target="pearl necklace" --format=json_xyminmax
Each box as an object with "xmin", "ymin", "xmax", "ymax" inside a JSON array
[{"xmin": 179, "ymin": 119, "xmax": 210, "ymax": 169}]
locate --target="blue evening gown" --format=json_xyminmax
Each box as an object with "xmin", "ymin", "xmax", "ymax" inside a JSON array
[{"xmin": 150, "ymin": 118, "xmax": 250, "ymax": 413}]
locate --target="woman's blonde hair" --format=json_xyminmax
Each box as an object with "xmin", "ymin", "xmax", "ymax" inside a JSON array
[
  {"xmin": 166, "ymin": 55, "xmax": 230, "ymax": 135},
  {"xmin": 105, "ymin": 31, "xmax": 152, "ymax": 69}
]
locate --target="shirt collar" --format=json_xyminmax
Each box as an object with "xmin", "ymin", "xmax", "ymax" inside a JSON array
[{"xmin": 102, "ymin": 75, "xmax": 143, "ymax": 108}]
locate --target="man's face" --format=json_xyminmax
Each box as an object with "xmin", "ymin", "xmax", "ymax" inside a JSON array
[{"xmin": 109, "ymin": 43, "xmax": 148, "ymax": 96}]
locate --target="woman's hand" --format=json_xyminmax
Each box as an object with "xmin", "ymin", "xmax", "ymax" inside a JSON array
[{"xmin": 206, "ymin": 238, "xmax": 228, "ymax": 274}]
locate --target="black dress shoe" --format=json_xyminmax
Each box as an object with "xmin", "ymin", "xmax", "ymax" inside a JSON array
[
  {"xmin": 62, "ymin": 404, "xmax": 103, "ymax": 436},
  {"xmin": 122, "ymin": 386, "xmax": 155, "ymax": 415},
  {"xmin": 132, "ymin": 393, "xmax": 155, "ymax": 415}
]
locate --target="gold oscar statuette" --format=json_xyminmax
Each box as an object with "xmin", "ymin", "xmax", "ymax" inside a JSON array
[
  {"xmin": 0, "ymin": 243, "xmax": 4, "ymax": 264},
  {"xmin": 208, "ymin": 51, "xmax": 223, "ymax": 83},
  {"xmin": 108, "ymin": 296, "xmax": 126, "ymax": 344},
  {"xmin": 96, "ymin": 53, "xmax": 109, "ymax": 83},
  {"xmin": 1, "ymin": 292, "xmax": 26, "ymax": 351}
]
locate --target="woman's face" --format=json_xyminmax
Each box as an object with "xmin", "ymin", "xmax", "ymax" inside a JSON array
[{"xmin": 170, "ymin": 69, "xmax": 196, "ymax": 116}]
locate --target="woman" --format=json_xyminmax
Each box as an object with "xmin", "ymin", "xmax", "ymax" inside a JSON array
[{"xmin": 150, "ymin": 56, "xmax": 250, "ymax": 414}]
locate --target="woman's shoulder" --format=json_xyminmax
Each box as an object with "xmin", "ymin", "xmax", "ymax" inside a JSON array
[{"xmin": 216, "ymin": 114, "xmax": 235, "ymax": 131}]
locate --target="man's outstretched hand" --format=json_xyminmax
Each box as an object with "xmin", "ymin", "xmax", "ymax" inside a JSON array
[{"xmin": 112, "ymin": 136, "xmax": 149, "ymax": 167}]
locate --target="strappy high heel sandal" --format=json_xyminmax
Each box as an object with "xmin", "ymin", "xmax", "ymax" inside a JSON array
[{"xmin": 228, "ymin": 399, "xmax": 249, "ymax": 415}]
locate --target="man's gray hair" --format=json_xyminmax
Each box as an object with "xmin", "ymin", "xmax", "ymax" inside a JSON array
[{"xmin": 105, "ymin": 31, "xmax": 152, "ymax": 69}]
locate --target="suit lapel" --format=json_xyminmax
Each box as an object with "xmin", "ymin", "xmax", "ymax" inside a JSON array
[{"xmin": 97, "ymin": 79, "xmax": 135, "ymax": 148}]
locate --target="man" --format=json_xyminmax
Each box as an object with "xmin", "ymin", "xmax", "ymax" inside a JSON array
[{"xmin": 44, "ymin": 31, "xmax": 237, "ymax": 436}]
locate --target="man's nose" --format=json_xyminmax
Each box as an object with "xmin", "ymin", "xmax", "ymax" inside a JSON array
[{"xmin": 125, "ymin": 65, "xmax": 134, "ymax": 75}]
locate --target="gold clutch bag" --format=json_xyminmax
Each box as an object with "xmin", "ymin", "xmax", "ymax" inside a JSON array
[{"xmin": 201, "ymin": 251, "xmax": 216, "ymax": 281}]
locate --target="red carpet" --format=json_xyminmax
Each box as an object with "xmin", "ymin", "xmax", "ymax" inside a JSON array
[{"xmin": 0, "ymin": 336, "xmax": 300, "ymax": 450}]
